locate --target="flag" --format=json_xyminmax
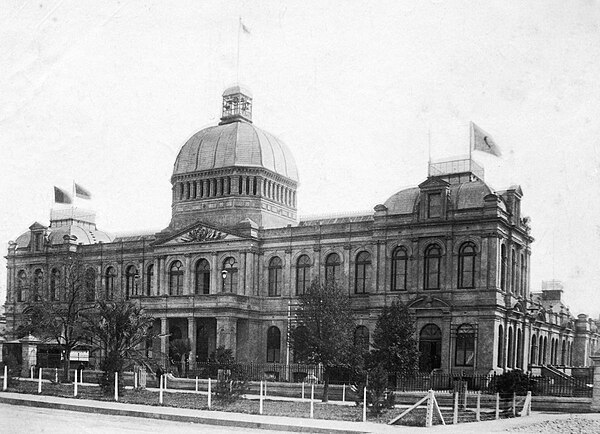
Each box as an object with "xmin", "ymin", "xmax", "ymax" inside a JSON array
[
  {"xmin": 240, "ymin": 18, "xmax": 251, "ymax": 35},
  {"xmin": 74, "ymin": 182, "xmax": 92, "ymax": 200},
  {"xmin": 54, "ymin": 187, "xmax": 72, "ymax": 204},
  {"xmin": 471, "ymin": 122, "xmax": 501, "ymax": 157}
]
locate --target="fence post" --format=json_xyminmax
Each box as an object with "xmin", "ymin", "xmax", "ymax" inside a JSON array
[
  {"xmin": 3, "ymin": 365, "xmax": 7, "ymax": 391},
  {"xmin": 55, "ymin": 368, "xmax": 58, "ymax": 383},
  {"xmin": 259, "ymin": 381, "xmax": 264, "ymax": 415},
  {"xmin": 208, "ymin": 378, "xmax": 212, "ymax": 408},
  {"xmin": 342, "ymin": 384, "xmax": 346, "ymax": 402},
  {"xmin": 264, "ymin": 380, "xmax": 267, "ymax": 397},
  {"xmin": 425, "ymin": 390, "xmax": 434, "ymax": 428},
  {"xmin": 363, "ymin": 387, "xmax": 367, "ymax": 422},
  {"xmin": 38, "ymin": 367, "xmax": 42, "ymax": 394},
  {"xmin": 476, "ymin": 391, "xmax": 481, "ymax": 421},
  {"xmin": 195, "ymin": 376, "xmax": 198, "ymax": 392},
  {"xmin": 453, "ymin": 392, "xmax": 458, "ymax": 424},
  {"xmin": 30, "ymin": 366, "xmax": 34, "ymax": 379},
  {"xmin": 114, "ymin": 372, "xmax": 118, "ymax": 401},
  {"xmin": 310, "ymin": 383, "xmax": 314, "ymax": 419},
  {"xmin": 74, "ymin": 370, "xmax": 78, "ymax": 397},
  {"xmin": 302, "ymin": 381, "xmax": 305, "ymax": 400},
  {"xmin": 159, "ymin": 375, "xmax": 163, "ymax": 404},
  {"xmin": 495, "ymin": 392, "xmax": 500, "ymax": 419},
  {"xmin": 512, "ymin": 392, "xmax": 516, "ymax": 417},
  {"xmin": 164, "ymin": 373, "xmax": 167, "ymax": 391},
  {"xmin": 134, "ymin": 371, "xmax": 138, "ymax": 389}
]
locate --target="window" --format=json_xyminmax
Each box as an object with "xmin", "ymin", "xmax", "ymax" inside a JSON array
[
  {"xmin": 507, "ymin": 326, "xmax": 514, "ymax": 368},
  {"xmin": 419, "ymin": 324, "xmax": 442, "ymax": 371},
  {"xmin": 146, "ymin": 264, "xmax": 154, "ymax": 296},
  {"xmin": 354, "ymin": 326, "xmax": 370, "ymax": 353},
  {"xmin": 424, "ymin": 245, "xmax": 441, "ymax": 290},
  {"xmin": 16, "ymin": 271, "xmax": 26, "ymax": 302},
  {"xmin": 222, "ymin": 257, "xmax": 238, "ymax": 293},
  {"xmin": 296, "ymin": 255, "xmax": 311, "ymax": 295},
  {"xmin": 85, "ymin": 268, "xmax": 96, "ymax": 302},
  {"xmin": 391, "ymin": 247, "xmax": 408, "ymax": 291},
  {"xmin": 427, "ymin": 193, "xmax": 442, "ymax": 218},
  {"xmin": 455, "ymin": 324, "xmax": 475, "ymax": 366},
  {"xmin": 105, "ymin": 267, "xmax": 116, "ymax": 300},
  {"xmin": 266, "ymin": 326, "xmax": 281, "ymax": 363},
  {"xmin": 500, "ymin": 244, "xmax": 507, "ymax": 291},
  {"xmin": 516, "ymin": 329, "xmax": 523, "ymax": 368},
  {"xmin": 530, "ymin": 334, "xmax": 537, "ymax": 366},
  {"xmin": 458, "ymin": 242, "xmax": 476, "ymax": 288},
  {"xmin": 125, "ymin": 265, "xmax": 138, "ymax": 299},
  {"xmin": 33, "ymin": 269, "xmax": 43, "ymax": 301},
  {"xmin": 497, "ymin": 325, "xmax": 504, "ymax": 367},
  {"xmin": 34, "ymin": 233, "xmax": 43, "ymax": 251},
  {"xmin": 511, "ymin": 249, "xmax": 517, "ymax": 293},
  {"xmin": 325, "ymin": 253, "xmax": 341, "ymax": 283},
  {"xmin": 195, "ymin": 259, "xmax": 210, "ymax": 295},
  {"xmin": 169, "ymin": 261, "xmax": 183, "ymax": 295},
  {"xmin": 293, "ymin": 325, "xmax": 309, "ymax": 363},
  {"xmin": 268, "ymin": 257, "xmax": 283, "ymax": 297},
  {"xmin": 354, "ymin": 252, "xmax": 371, "ymax": 294},
  {"xmin": 520, "ymin": 253, "xmax": 526, "ymax": 296},
  {"xmin": 50, "ymin": 268, "xmax": 60, "ymax": 301}
]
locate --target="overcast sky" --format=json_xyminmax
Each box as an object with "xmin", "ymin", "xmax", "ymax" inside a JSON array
[{"xmin": 1, "ymin": 1, "xmax": 599, "ymax": 317}]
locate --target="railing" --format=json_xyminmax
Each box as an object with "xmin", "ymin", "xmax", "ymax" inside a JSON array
[
  {"xmin": 187, "ymin": 362, "xmax": 322, "ymax": 383},
  {"xmin": 428, "ymin": 158, "xmax": 484, "ymax": 179}
]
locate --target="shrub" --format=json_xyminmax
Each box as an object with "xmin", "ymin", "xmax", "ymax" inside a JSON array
[{"xmin": 491, "ymin": 370, "xmax": 534, "ymax": 397}]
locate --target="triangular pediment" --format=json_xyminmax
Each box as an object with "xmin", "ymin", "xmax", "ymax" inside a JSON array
[
  {"xmin": 156, "ymin": 221, "xmax": 246, "ymax": 245},
  {"xmin": 29, "ymin": 222, "xmax": 47, "ymax": 231},
  {"xmin": 418, "ymin": 177, "xmax": 450, "ymax": 189},
  {"xmin": 408, "ymin": 295, "xmax": 451, "ymax": 311}
]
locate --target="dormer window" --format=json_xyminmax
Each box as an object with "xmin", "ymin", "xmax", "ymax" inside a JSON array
[{"xmin": 428, "ymin": 193, "xmax": 442, "ymax": 218}]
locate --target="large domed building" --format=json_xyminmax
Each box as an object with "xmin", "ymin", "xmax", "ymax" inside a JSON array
[{"xmin": 4, "ymin": 87, "xmax": 599, "ymax": 381}]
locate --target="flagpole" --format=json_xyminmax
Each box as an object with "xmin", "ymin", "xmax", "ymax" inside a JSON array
[
  {"xmin": 237, "ymin": 17, "xmax": 241, "ymax": 83},
  {"xmin": 469, "ymin": 122, "xmax": 473, "ymax": 174},
  {"xmin": 427, "ymin": 127, "xmax": 432, "ymax": 177}
]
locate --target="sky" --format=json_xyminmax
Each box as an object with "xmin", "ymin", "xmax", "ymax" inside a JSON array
[{"xmin": 1, "ymin": 1, "xmax": 599, "ymax": 317}]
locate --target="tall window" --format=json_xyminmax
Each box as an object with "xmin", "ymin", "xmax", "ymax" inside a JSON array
[
  {"xmin": 50, "ymin": 268, "xmax": 60, "ymax": 301},
  {"xmin": 354, "ymin": 326, "xmax": 370, "ymax": 354},
  {"xmin": 520, "ymin": 253, "xmax": 526, "ymax": 296},
  {"xmin": 195, "ymin": 259, "xmax": 210, "ymax": 295},
  {"xmin": 424, "ymin": 245, "xmax": 441, "ymax": 290},
  {"xmin": 169, "ymin": 261, "xmax": 183, "ymax": 295},
  {"xmin": 516, "ymin": 329, "xmax": 523, "ymax": 368},
  {"xmin": 455, "ymin": 324, "xmax": 475, "ymax": 366},
  {"xmin": 105, "ymin": 267, "xmax": 116, "ymax": 300},
  {"xmin": 530, "ymin": 334, "xmax": 537, "ymax": 366},
  {"xmin": 419, "ymin": 324, "xmax": 442, "ymax": 371},
  {"xmin": 511, "ymin": 249, "xmax": 517, "ymax": 293},
  {"xmin": 391, "ymin": 247, "xmax": 408, "ymax": 291},
  {"xmin": 85, "ymin": 268, "xmax": 96, "ymax": 302},
  {"xmin": 266, "ymin": 326, "xmax": 281, "ymax": 363},
  {"xmin": 296, "ymin": 255, "xmax": 311, "ymax": 295},
  {"xmin": 354, "ymin": 251, "xmax": 371, "ymax": 294},
  {"xmin": 268, "ymin": 257, "xmax": 283, "ymax": 297},
  {"xmin": 500, "ymin": 244, "xmax": 507, "ymax": 291},
  {"xmin": 293, "ymin": 325, "xmax": 309, "ymax": 363},
  {"xmin": 325, "ymin": 253, "xmax": 341, "ymax": 283},
  {"xmin": 125, "ymin": 265, "xmax": 138, "ymax": 299},
  {"xmin": 458, "ymin": 242, "xmax": 476, "ymax": 288},
  {"xmin": 16, "ymin": 270, "xmax": 26, "ymax": 302},
  {"xmin": 427, "ymin": 193, "xmax": 442, "ymax": 218},
  {"xmin": 222, "ymin": 257, "xmax": 238, "ymax": 293},
  {"xmin": 33, "ymin": 269, "xmax": 43, "ymax": 301},
  {"xmin": 146, "ymin": 264, "xmax": 154, "ymax": 296},
  {"xmin": 497, "ymin": 324, "xmax": 504, "ymax": 367},
  {"xmin": 507, "ymin": 326, "xmax": 514, "ymax": 368}
]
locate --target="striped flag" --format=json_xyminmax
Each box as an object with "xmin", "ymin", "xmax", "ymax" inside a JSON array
[
  {"xmin": 54, "ymin": 187, "xmax": 72, "ymax": 204},
  {"xmin": 74, "ymin": 182, "xmax": 92, "ymax": 200}
]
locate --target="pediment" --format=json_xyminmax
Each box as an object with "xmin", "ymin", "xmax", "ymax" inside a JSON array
[
  {"xmin": 418, "ymin": 177, "xmax": 450, "ymax": 190},
  {"xmin": 408, "ymin": 295, "xmax": 451, "ymax": 311},
  {"xmin": 157, "ymin": 221, "xmax": 245, "ymax": 245}
]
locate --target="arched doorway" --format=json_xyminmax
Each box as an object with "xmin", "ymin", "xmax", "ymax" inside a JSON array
[{"xmin": 419, "ymin": 324, "xmax": 442, "ymax": 372}]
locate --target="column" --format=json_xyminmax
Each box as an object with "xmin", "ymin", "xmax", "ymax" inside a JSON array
[
  {"xmin": 20, "ymin": 335, "xmax": 41, "ymax": 377},
  {"xmin": 246, "ymin": 250, "xmax": 255, "ymax": 295},
  {"xmin": 159, "ymin": 257, "xmax": 167, "ymax": 295},
  {"xmin": 188, "ymin": 317, "xmax": 196, "ymax": 366},
  {"xmin": 343, "ymin": 244, "xmax": 351, "ymax": 294},
  {"xmin": 284, "ymin": 249, "xmax": 292, "ymax": 297},
  {"xmin": 185, "ymin": 255, "xmax": 192, "ymax": 295},
  {"xmin": 211, "ymin": 252, "xmax": 218, "ymax": 294},
  {"xmin": 160, "ymin": 317, "xmax": 168, "ymax": 367},
  {"xmin": 216, "ymin": 317, "xmax": 237, "ymax": 353},
  {"xmin": 591, "ymin": 354, "xmax": 600, "ymax": 411},
  {"xmin": 153, "ymin": 258, "xmax": 159, "ymax": 296},
  {"xmin": 240, "ymin": 251, "xmax": 247, "ymax": 295},
  {"xmin": 312, "ymin": 246, "xmax": 321, "ymax": 281}
]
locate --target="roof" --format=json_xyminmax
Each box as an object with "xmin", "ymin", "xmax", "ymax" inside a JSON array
[
  {"xmin": 173, "ymin": 121, "xmax": 299, "ymax": 181},
  {"xmin": 14, "ymin": 223, "xmax": 113, "ymax": 248}
]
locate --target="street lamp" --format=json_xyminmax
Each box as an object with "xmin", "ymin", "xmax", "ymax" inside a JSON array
[{"xmin": 221, "ymin": 269, "xmax": 228, "ymax": 292}]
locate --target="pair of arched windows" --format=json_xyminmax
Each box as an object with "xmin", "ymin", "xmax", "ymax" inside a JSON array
[
  {"xmin": 166, "ymin": 259, "xmax": 212, "ymax": 296},
  {"xmin": 423, "ymin": 242, "xmax": 476, "ymax": 290}
]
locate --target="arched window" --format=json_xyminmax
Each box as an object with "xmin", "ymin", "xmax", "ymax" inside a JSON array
[
  {"xmin": 424, "ymin": 245, "xmax": 441, "ymax": 290},
  {"xmin": 325, "ymin": 253, "xmax": 341, "ymax": 283},
  {"xmin": 516, "ymin": 329, "xmax": 523, "ymax": 368},
  {"xmin": 169, "ymin": 261, "xmax": 183, "ymax": 295},
  {"xmin": 458, "ymin": 242, "xmax": 476, "ymax": 288},
  {"xmin": 50, "ymin": 268, "xmax": 60, "ymax": 301},
  {"xmin": 146, "ymin": 264, "xmax": 154, "ymax": 296},
  {"xmin": 419, "ymin": 324, "xmax": 442, "ymax": 372},
  {"xmin": 391, "ymin": 247, "xmax": 408, "ymax": 291},
  {"xmin": 497, "ymin": 324, "xmax": 504, "ymax": 367},
  {"xmin": 85, "ymin": 268, "xmax": 96, "ymax": 302},
  {"xmin": 354, "ymin": 251, "xmax": 371, "ymax": 294},
  {"xmin": 125, "ymin": 265, "xmax": 138, "ymax": 300},
  {"xmin": 500, "ymin": 244, "xmax": 507, "ymax": 291},
  {"xmin": 561, "ymin": 339, "xmax": 566, "ymax": 365},
  {"xmin": 455, "ymin": 324, "xmax": 475, "ymax": 367},
  {"xmin": 507, "ymin": 326, "xmax": 514, "ymax": 368},
  {"xmin": 16, "ymin": 270, "xmax": 26, "ymax": 302},
  {"xmin": 268, "ymin": 257, "xmax": 283, "ymax": 297},
  {"xmin": 266, "ymin": 326, "xmax": 281, "ymax": 363},
  {"xmin": 354, "ymin": 326, "xmax": 370, "ymax": 353},
  {"xmin": 520, "ymin": 253, "xmax": 526, "ymax": 296},
  {"xmin": 33, "ymin": 269, "xmax": 43, "ymax": 301},
  {"xmin": 222, "ymin": 257, "xmax": 238, "ymax": 293},
  {"xmin": 195, "ymin": 259, "xmax": 210, "ymax": 295},
  {"xmin": 296, "ymin": 255, "xmax": 311, "ymax": 295},
  {"xmin": 530, "ymin": 334, "xmax": 537, "ymax": 366},
  {"xmin": 511, "ymin": 249, "xmax": 517, "ymax": 293},
  {"xmin": 540, "ymin": 335, "xmax": 545, "ymax": 365},
  {"xmin": 105, "ymin": 267, "xmax": 116, "ymax": 300},
  {"xmin": 293, "ymin": 325, "xmax": 309, "ymax": 363}
]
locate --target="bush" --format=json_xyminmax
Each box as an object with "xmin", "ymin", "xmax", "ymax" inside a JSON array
[
  {"xmin": 492, "ymin": 370, "xmax": 534, "ymax": 397},
  {"xmin": 209, "ymin": 346, "xmax": 248, "ymax": 404}
]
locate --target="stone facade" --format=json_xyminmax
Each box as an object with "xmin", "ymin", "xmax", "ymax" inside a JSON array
[{"xmin": 4, "ymin": 87, "xmax": 599, "ymax": 374}]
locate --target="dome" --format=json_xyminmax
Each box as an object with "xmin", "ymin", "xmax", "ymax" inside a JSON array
[
  {"xmin": 14, "ymin": 224, "xmax": 112, "ymax": 248},
  {"xmin": 173, "ymin": 121, "xmax": 299, "ymax": 181},
  {"xmin": 383, "ymin": 187, "xmax": 420, "ymax": 214}
]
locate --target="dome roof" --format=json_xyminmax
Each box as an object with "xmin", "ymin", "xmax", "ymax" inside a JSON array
[
  {"xmin": 14, "ymin": 224, "xmax": 112, "ymax": 248},
  {"xmin": 173, "ymin": 121, "xmax": 299, "ymax": 181},
  {"xmin": 384, "ymin": 179, "xmax": 494, "ymax": 214}
]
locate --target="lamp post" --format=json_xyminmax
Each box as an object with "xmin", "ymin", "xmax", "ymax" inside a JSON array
[{"xmin": 163, "ymin": 293, "xmax": 169, "ymax": 369}]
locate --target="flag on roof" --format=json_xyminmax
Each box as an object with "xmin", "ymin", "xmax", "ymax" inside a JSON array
[
  {"xmin": 471, "ymin": 122, "xmax": 502, "ymax": 157},
  {"xmin": 74, "ymin": 182, "xmax": 92, "ymax": 200},
  {"xmin": 54, "ymin": 187, "xmax": 72, "ymax": 204},
  {"xmin": 240, "ymin": 18, "xmax": 251, "ymax": 34}
]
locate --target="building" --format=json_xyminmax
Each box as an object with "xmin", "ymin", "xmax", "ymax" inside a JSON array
[{"xmin": 4, "ymin": 86, "xmax": 599, "ymax": 375}]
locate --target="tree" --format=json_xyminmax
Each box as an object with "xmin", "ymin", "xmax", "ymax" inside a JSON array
[
  {"xmin": 208, "ymin": 346, "xmax": 249, "ymax": 403},
  {"xmin": 291, "ymin": 279, "xmax": 355, "ymax": 402},
  {"xmin": 23, "ymin": 252, "xmax": 95, "ymax": 382},
  {"xmin": 83, "ymin": 299, "xmax": 156, "ymax": 395},
  {"xmin": 370, "ymin": 301, "xmax": 419, "ymax": 383}
]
